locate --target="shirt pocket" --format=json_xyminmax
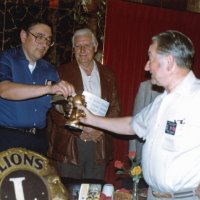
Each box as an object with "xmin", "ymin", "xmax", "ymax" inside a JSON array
[{"xmin": 162, "ymin": 120, "xmax": 200, "ymax": 152}]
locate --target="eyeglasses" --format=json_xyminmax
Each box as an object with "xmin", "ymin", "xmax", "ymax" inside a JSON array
[{"xmin": 27, "ymin": 31, "xmax": 54, "ymax": 47}]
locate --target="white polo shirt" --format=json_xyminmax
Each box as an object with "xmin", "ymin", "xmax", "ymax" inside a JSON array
[{"xmin": 132, "ymin": 71, "xmax": 200, "ymax": 193}]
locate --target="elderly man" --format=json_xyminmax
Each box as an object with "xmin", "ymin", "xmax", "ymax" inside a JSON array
[
  {"xmin": 78, "ymin": 30, "xmax": 200, "ymax": 200},
  {"xmin": 48, "ymin": 28, "xmax": 120, "ymax": 180}
]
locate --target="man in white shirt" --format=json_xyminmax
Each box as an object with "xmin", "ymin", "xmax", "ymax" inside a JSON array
[{"xmin": 78, "ymin": 30, "xmax": 200, "ymax": 200}]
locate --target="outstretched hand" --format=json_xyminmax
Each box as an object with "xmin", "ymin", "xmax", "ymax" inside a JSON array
[
  {"xmin": 78, "ymin": 105, "xmax": 134, "ymax": 136},
  {"xmin": 76, "ymin": 104, "xmax": 96, "ymax": 127}
]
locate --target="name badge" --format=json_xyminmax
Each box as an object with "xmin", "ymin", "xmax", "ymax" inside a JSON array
[{"xmin": 165, "ymin": 120, "xmax": 177, "ymax": 135}]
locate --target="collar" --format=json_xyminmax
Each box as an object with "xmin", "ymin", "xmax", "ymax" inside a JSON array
[
  {"xmin": 164, "ymin": 71, "xmax": 197, "ymax": 96},
  {"xmin": 79, "ymin": 60, "xmax": 98, "ymax": 76}
]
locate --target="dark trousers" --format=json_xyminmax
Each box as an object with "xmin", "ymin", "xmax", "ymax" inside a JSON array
[
  {"xmin": 0, "ymin": 127, "xmax": 48, "ymax": 156},
  {"xmin": 56, "ymin": 139, "xmax": 105, "ymax": 180}
]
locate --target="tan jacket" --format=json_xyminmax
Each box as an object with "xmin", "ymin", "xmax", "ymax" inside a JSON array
[{"xmin": 47, "ymin": 60, "xmax": 120, "ymax": 165}]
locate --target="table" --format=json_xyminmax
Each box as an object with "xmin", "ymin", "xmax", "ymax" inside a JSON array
[{"xmin": 61, "ymin": 177, "xmax": 147, "ymax": 200}]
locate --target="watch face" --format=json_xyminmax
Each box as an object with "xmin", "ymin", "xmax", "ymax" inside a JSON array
[
  {"xmin": 0, "ymin": 170, "xmax": 48, "ymax": 200},
  {"xmin": 0, "ymin": 148, "xmax": 68, "ymax": 200}
]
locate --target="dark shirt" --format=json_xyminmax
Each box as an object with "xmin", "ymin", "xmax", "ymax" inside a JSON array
[{"xmin": 0, "ymin": 46, "xmax": 59, "ymax": 128}]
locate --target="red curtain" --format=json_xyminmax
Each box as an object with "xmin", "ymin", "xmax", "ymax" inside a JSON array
[{"xmin": 104, "ymin": 0, "xmax": 200, "ymax": 186}]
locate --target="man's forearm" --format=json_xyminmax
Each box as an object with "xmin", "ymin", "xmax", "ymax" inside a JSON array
[
  {"xmin": 91, "ymin": 116, "xmax": 134, "ymax": 135},
  {"xmin": 0, "ymin": 81, "xmax": 51, "ymax": 100}
]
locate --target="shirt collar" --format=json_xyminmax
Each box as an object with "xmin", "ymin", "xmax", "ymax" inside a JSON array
[
  {"xmin": 79, "ymin": 60, "xmax": 98, "ymax": 76},
  {"xmin": 169, "ymin": 71, "xmax": 197, "ymax": 95}
]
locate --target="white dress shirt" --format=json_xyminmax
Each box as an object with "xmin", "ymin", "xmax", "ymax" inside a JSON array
[
  {"xmin": 79, "ymin": 61, "xmax": 101, "ymax": 97},
  {"xmin": 132, "ymin": 71, "xmax": 200, "ymax": 193}
]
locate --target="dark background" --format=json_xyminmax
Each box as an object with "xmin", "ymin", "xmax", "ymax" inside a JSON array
[{"xmin": 0, "ymin": 0, "xmax": 199, "ymax": 67}]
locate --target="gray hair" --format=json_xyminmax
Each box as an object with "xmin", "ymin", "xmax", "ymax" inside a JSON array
[
  {"xmin": 152, "ymin": 30, "xmax": 195, "ymax": 69},
  {"xmin": 72, "ymin": 28, "xmax": 98, "ymax": 47}
]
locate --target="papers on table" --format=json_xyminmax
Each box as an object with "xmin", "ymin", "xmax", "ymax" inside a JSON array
[{"xmin": 78, "ymin": 183, "xmax": 102, "ymax": 200}]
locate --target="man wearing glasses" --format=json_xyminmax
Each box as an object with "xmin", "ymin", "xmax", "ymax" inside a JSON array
[{"xmin": 0, "ymin": 18, "xmax": 75, "ymax": 156}]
